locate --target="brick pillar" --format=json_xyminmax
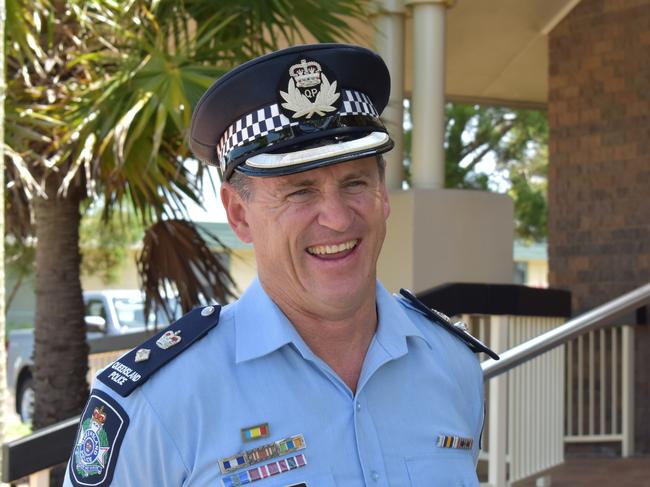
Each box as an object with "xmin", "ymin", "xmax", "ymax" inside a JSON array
[{"xmin": 548, "ymin": 0, "xmax": 650, "ymax": 454}]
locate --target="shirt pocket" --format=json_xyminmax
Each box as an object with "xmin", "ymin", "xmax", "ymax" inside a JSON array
[{"xmin": 405, "ymin": 452, "xmax": 479, "ymax": 487}]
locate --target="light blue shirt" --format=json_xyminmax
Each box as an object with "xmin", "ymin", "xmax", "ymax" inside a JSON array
[{"xmin": 64, "ymin": 278, "xmax": 483, "ymax": 486}]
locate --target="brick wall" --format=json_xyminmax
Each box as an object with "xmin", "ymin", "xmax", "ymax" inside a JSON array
[{"xmin": 548, "ymin": 0, "xmax": 650, "ymax": 454}]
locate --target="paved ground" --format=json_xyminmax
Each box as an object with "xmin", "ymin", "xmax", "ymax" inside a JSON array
[{"xmin": 512, "ymin": 456, "xmax": 650, "ymax": 487}]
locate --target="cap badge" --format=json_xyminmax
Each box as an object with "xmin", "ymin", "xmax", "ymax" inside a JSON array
[
  {"xmin": 156, "ymin": 330, "xmax": 182, "ymax": 350},
  {"xmin": 280, "ymin": 58, "xmax": 340, "ymax": 119}
]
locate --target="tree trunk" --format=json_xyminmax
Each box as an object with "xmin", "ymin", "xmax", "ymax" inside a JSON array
[
  {"xmin": 33, "ymin": 185, "xmax": 88, "ymax": 431},
  {"xmin": 0, "ymin": 0, "xmax": 7, "ymax": 469}
]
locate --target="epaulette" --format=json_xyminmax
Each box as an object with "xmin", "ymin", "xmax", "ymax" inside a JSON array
[
  {"xmin": 98, "ymin": 305, "xmax": 221, "ymax": 397},
  {"xmin": 398, "ymin": 289, "xmax": 499, "ymax": 360}
]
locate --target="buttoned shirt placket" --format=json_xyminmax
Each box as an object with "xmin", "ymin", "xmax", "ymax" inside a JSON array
[{"xmin": 234, "ymin": 279, "xmax": 428, "ymax": 486}]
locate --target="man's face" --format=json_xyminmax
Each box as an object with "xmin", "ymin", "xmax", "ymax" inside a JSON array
[{"xmin": 222, "ymin": 157, "xmax": 390, "ymax": 319}]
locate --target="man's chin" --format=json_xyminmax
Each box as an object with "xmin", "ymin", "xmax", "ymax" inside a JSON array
[{"xmin": 311, "ymin": 280, "xmax": 375, "ymax": 309}]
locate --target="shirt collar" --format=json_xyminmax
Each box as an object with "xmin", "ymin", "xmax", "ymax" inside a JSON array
[
  {"xmin": 234, "ymin": 278, "xmax": 427, "ymax": 364},
  {"xmin": 234, "ymin": 278, "xmax": 311, "ymax": 364},
  {"xmin": 373, "ymin": 282, "xmax": 428, "ymax": 358}
]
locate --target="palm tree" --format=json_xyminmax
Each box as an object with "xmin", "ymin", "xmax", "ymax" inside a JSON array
[
  {"xmin": 5, "ymin": 0, "xmax": 370, "ymax": 442},
  {"xmin": 1, "ymin": 0, "xmax": 8, "ymax": 466}
]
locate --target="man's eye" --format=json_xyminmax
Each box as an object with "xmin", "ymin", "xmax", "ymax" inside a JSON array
[
  {"xmin": 344, "ymin": 180, "xmax": 367, "ymax": 191},
  {"xmin": 286, "ymin": 188, "xmax": 313, "ymax": 201}
]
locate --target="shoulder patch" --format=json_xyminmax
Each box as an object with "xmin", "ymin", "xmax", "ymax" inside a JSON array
[
  {"xmin": 98, "ymin": 305, "xmax": 221, "ymax": 396},
  {"xmin": 68, "ymin": 389, "xmax": 129, "ymax": 487},
  {"xmin": 398, "ymin": 289, "xmax": 499, "ymax": 360}
]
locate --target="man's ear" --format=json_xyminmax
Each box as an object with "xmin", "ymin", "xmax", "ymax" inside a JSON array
[{"xmin": 221, "ymin": 183, "xmax": 253, "ymax": 243}]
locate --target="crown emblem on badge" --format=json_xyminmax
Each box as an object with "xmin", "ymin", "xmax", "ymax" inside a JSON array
[
  {"xmin": 156, "ymin": 330, "xmax": 182, "ymax": 350},
  {"xmin": 75, "ymin": 401, "xmax": 111, "ymax": 478},
  {"xmin": 92, "ymin": 406, "xmax": 106, "ymax": 425},
  {"xmin": 289, "ymin": 59, "xmax": 322, "ymax": 88},
  {"xmin": 280, "ymin": 58, "xmax": 340, "ymax": 119}
]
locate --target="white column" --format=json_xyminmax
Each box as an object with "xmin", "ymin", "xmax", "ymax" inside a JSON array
[
  {"xmin": 406, "ymin": 0, "xmax": 451, "ymax": 189},
  {"xmin": 621, "ymin": 325, "xmax": 635, "ymax": 457},
  {"xmin": 29, "ymin": 470, "xmax": 50, "ymax": 487},
  {"xmin": 488, "ymin": 315, "xmax": 508, "ymax": 487},
  {"xmin": 374, "ymin": 0, "xmax": 406, "ymax": 191}
]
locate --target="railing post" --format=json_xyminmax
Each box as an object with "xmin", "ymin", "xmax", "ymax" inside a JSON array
[
  {"xmin": 488, "ymin": 315, "xmax": 508, "ymax": 487},
  {"xmin": 29, "ymin": 469, "xmax": 50, "ymax": 487},
  {"xmin": 621, "ymin": 324, "xmax": 635, "ymax": 457}
]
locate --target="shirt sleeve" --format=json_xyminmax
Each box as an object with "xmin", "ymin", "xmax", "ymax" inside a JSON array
[
  {"xmin": 472, "ymin": 358, "xmax": 485, "ymax": 466},
  {"xmin": 63, "ymin": 380, "xmax": 188, "ymax": 487}
]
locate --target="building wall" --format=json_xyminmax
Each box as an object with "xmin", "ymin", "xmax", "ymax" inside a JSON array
[
  {"xmin": 229, "ymin": 249, "xmax": 257, "ymax": 296},
  {"xmin": 379, "ymin": 189, "xmax": 514, "ymax": 293},
  {"xmin": 548, "ymin": 0, "xmax": 650, "ymax": 453},
  {"xmin": 525, "ymin": 260, "xmax": 548, "ymax": 288}
]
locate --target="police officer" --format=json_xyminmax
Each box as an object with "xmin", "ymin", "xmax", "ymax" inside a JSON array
[{"xmin": 64, "ymin": 44, "xmax": 496, "ymax": 487}]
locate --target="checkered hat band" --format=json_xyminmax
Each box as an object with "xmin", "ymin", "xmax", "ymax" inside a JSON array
[
  {"xmin": 216, "ymin": 89, "xmax": 379, "ymax": 169},
  {"xmin": 340, "ymin": 90, "xmax": 379, "ymax": 118}
]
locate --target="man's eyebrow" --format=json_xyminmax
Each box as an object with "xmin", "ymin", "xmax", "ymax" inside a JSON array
[
  {"xmin": 277, "ymin": 169, "xmax": 372, "ymax": 190},
  {"xmin": 278, "ymin": 178, "xmax": 317, "ymax": 190},
  {"xmin": 340, "ymin": 169, "xmax": 373, "ymax": 182}
]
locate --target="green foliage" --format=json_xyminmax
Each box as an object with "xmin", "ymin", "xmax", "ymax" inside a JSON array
[
  {"xmin": 4, "ymin": 204, "xmax": 144, "ymax": 292},
  {"xmin": 5, "ymin": 416, "xmax": 32, "ymax": 441},
  {"xmin": 4, "ymin": 0, "xmax": 371, "ymax": 431},
  {"xmin": 405, "ymin": 102, "xmax": 549, "ymax": 241},
  {"xmin": 4, "ymin": 240, "xmax": 35, "ymax": 310},
  {"xmin": 507, "ymin": 146, "xmax": 548, "ymax": 242},
  {"xmin": 4, "ymin": 0, "xmax": 372, "ymax": 294},
  {"xmin": 80, "ymin": 205, "xmax": 145, "ymax": 284},
  {"xmin": 6, "ymin": 322, "xmax": 35, "ymax": 332}
]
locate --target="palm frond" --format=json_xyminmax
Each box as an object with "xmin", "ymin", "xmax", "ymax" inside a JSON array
[
  {"xmin": 6, "ymin": 0, "xmax": 371, "ymax": 311},
  {"xmin": 138, "ymin": 219, "xmax": 238, "ymax": 323}
]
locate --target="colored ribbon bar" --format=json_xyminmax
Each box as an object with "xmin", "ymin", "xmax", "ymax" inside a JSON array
[
  {"xmin": 436, "ymin": 434, "xmax": 474, "ymax": 450},
  {"xmin": 221, "ymin": 453, "xmax": 307, "ymax": 487},
  {"xmin": 241, "ymin": 423, "xmax": 269, "ymax": 442},
  {"xmin": 219, "ymin": 434, "xmax": 306, "ymax": 474}
]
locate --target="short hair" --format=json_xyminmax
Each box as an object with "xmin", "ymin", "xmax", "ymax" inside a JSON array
[
  {"xmin": 376, "ymin": 154, "xmax": 386, "ymax": 181},
  {"xmin": 228, "ymin": 170, "xmax": 253, "ymax": 201},
  {"xmin": 228, "ymin": 155, "xmax": 386, "ymax": 201}
]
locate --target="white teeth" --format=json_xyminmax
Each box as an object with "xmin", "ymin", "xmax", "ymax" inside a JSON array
[{"xmin": 307, "ymin": 239, "xmax": 358, "ymax": 256}]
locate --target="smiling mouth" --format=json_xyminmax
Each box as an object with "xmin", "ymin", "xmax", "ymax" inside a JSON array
[{"xmin": 306, "ymin": 239, "xmax": 359, "ymax": 256}]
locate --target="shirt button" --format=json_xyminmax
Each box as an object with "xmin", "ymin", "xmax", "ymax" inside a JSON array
[
  {"xmin": 371, "ymin": 471, "xmax": 380, "ymax": 482},
  {"xmin": 356, "ymin": 401, "xmax": 361, "ymax": 412}
]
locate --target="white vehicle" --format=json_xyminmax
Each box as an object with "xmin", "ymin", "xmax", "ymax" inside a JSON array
[{"xmin": 7, "ymin": 289, "xmax": 180, "ymax": 423}]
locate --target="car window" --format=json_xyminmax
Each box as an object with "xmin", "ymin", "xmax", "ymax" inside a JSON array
[
  {"xmin": 85, "ymin": 299, "xmax": 107, "ymax": 320},
  {"xmin": 113, "ymin": 297, "xmax": 147, "ymax": 329},
  {"xmin": 112, "ymin": 296, "xmax": 181, "ymax": 329}
]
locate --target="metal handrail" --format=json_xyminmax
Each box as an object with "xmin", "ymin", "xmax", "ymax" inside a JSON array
[{"xmin": 482, "ymin": 282, "xmax": 650, "ymax": 380}]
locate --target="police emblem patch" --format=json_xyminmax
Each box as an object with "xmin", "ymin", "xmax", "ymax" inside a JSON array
[
  {"xmin": 279, "ymin": 58, "xmax": 340, "ymax": 119},
  {"xmin": 69, "ymin": 389, "xmax": 129, "ymax": 487}
]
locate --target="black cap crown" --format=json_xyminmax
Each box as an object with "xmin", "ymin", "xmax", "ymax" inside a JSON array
[{"xmin": 190, "ymin": 44, "xmax": 393, "ymax": 180}]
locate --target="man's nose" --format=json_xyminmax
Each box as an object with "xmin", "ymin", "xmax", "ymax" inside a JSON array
[{"xmin": 316, "ymin": 191, "xmax": 354, "ymax": 232}]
